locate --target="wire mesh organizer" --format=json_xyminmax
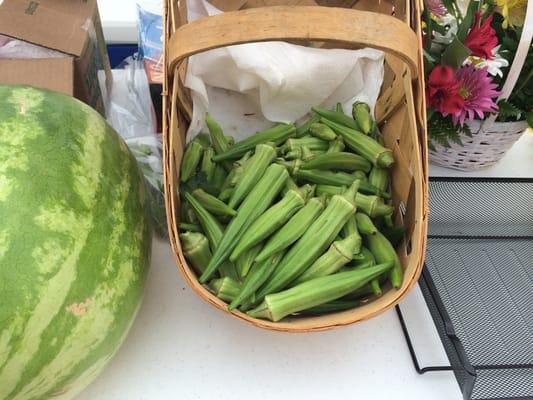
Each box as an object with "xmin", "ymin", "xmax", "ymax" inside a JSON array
[{"xmin": 403, "ymin": 177, "xmax": 533, "ymax": 400}]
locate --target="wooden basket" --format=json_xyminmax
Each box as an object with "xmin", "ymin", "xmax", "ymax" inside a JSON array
[{"xmin": 163, "ymin": 0, "xmax": 429, "ymax": 332}]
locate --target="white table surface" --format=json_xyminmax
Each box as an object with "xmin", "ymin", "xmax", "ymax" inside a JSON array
[{"xmin": 90, "ymin": 3, "xmax": 533, "ymax": 399}]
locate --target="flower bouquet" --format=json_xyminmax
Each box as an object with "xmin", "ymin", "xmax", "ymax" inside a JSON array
[{"xmin": 423, "ymin": 0, "xmax": 532, "ymax": 170}]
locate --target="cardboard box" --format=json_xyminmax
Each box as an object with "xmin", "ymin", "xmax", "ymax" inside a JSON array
[{"xmin": 0, "ymin": 0, "xmax": 112, "ymax": 115}]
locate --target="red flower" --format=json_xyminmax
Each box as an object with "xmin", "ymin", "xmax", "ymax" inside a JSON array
[
  {"xmin": 426, "ymin": 66, "xmax": 465, "ymax": 115},
  {"xmin": 464, "ymin": 12, "xmax": 498, "ymax": 59}
]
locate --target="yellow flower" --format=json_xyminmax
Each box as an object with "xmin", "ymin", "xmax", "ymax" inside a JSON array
[{"xmin": 496, "ymin": 0, "xmax": 527, "ymax": 28}]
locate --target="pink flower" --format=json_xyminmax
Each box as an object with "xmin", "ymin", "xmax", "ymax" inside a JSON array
[
  {"xmin": 449, "ymin": 64, "xmax": 500, "ymax": 126},
  {"xmin": 424, "ymin": 0, "xmax": 447, "ymax": 16}
]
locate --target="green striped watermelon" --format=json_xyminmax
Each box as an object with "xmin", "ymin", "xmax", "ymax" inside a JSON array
[{"xmin": 0, "ymin": 86, "xmax": 152, "ymax": 400}]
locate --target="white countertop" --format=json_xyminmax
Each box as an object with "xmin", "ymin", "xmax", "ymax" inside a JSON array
[{"xmin": 91, "ymin": 3, "xmax": 533, "ymax": 399}]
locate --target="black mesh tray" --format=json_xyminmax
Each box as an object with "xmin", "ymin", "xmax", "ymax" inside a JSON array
[{"xmin": 416, "ymin": 178, "xmax": 533, "ymax": 400}]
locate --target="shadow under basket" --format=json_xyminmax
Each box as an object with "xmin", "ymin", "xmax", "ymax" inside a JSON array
[{"xmin": 162, "ymin": 1, "xmax": 429, "ymax": 332}]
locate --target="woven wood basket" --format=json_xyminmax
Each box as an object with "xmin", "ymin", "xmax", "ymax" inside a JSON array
[
  {"xmin": 163, "ymin": 0, "xmax": 429, "ymax": 332},
  {"xmin": 429, "ymin": 0, "xmax": 533, "ymax": 171}
]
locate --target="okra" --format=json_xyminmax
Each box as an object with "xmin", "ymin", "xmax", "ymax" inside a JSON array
[
  {"xmin": 211, "ymin": 164, "xmax": 227, "ymax": 191},
  {"xmin": 355, "ymin": 212, "xmax": 378, "ymax": 235},
  {"xmin": 212, "ymin": 124, "xmax": 295, "ymax": 161},
  {"xmin": 296, "ymin": 170, "xmax": 389, "ymax": 198},
  {"xmin": 352, "ymin": 246, "xmax": 376, "ymax": 266},
  {"xmin": 369, "ymin": 166, "xmax": 389, "ymax": 193},
  {"xmin": 315, "ymin": 184, "xmax": 344, "ymax": 197},
  {"xmin": 192, "ymin": 188, "xmax": 237, "ymax": 217},
  {"xmin": 255, "ymin": 181, "xmax": 359, "ymax": 299},
  {"xmin": 327, "ymin": 137, "xmax": 345, "ymax": 153},
  {"xmin": 181, "ymin": 140, "xmax": 203, "ymax": 182},
  {"xmin": 301, "ymin": 152, "xmax": 372, "ymax": 173},
  {"xmin": 341, "ymin": 215, "xmax": 362, "ymax": 253},
  {"xmin": 366, "ymin": 231, "xmax": 403, "ymax": 289},
  {"xmin": 179, "ymin": 222, "xmax": 202, "ymax": 232},
  {"xmin": 201, "ymin": 147, "xmax": 216, "ymax": 182},
  {"xmin": 229, "ymin": 252, "xmax": 285, "ymax": 311},
  {"xmin": 353, "ymin": 170, "xmax": 368, "ymax": 182},
  {"xmin": 218, "ymin": 188, "xmax": 233, "ymax": 202},
  {"xmin": 311, "ymin": 106, "xmax": 360, "ymax": 131},
  {"xmin": 183, "ymin": 192, "xmax": 223, "ymax": 251},
  {"xmin": 255, "ymin": 196, "xmax": 326, "ymax": 263},
  {"xmin": 293, "ymin": 233, "xmax": 360, "ymax": 284},
  {"xmin": 248, "ymin": 262, "xmax": 392, "ymax": 322},
  {"xmin": 352, "ymin": 102, "xmax": 372, "ymax": 135},
  {"xmin": 356, "ymin": 193, "xmax": 394, "ymax": 217},
  {"xmin": 275, "ymin": 158, "xmax": 303, "ymax": 175},
  {"xmin": 228, "ymin": 143, "xmax": 277, "ymax": 209},
  {"xmin": 284, "ymin": 146, "xmax": 323, "ymax": 160},
  {"xmin": 349, "ymin": 246, "xmax": 382, "ymax": 296},
  {"xmin": 282, "ymin": 137, "xmax": 329, "ymax": 153},
  {"xmin": 195, "ymin": 133, "xmax": 211, "ymax": 148},
  {"xmin": 199, "ymin": 164, "xmax": 289, "ymax": 283},
  {"xmin": 235, "ymin": 244, "xmax": 262, "ymax": 279},
  {"xmin": 299, "ymin": 299, "xmax": 361, "ymax": 315},
  {"xmin": 295, "ymin": 114, "xmax": 320, "ymax": 137},
  {"xmin": 209, "ymin": 277, "xmax": 242, "ymax": 302},
  {"xmin": 181, "ymin": 231, "xmax": 211, "ymax": 275},
  {"xmin": 219, "ymin": 261, "xmax": 240, "ymax": 282},
  {"xmin": 230, "ymin": 188, "xmax": 306, "ymax": 262},
  {"xmin": 335, "ymin": 102, "xmax": 343, "ymax": 113},
  {"xmin": 309, "ymin": 123, "xmax": 337, "ymax": 141},
  {"xmin": 205, "ymin": 113, "xmax": 233, "ymax": 171},
  {"xmin": 320, "ymin": 118, "xmax": 394, "ymax": 168}
]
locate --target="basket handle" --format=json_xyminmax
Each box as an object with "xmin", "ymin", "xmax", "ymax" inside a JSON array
[{"xmin": 167, "ymin": 6, "xmax": 419, "ymax": 79}]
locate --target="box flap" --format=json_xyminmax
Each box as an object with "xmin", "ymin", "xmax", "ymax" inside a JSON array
[
  {"xmin": 0, "ymin": 58, "xmax": 74, "ymax": 96},
  {"xmin": 0, "ymin": 0, "xmax": 97, "ymax": 56}
]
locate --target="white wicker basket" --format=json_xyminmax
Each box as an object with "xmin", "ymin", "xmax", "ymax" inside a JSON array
[{"xmin": 429, "ymin": 1, "xmax": 532, "ymax": 171}]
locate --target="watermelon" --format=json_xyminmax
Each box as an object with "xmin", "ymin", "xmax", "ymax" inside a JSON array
[{"xmin": 0, "ymin": 86, "xmax": 152, "ymax": 400}]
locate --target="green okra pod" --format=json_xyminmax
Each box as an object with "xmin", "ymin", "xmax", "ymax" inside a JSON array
[
  {"xmin": 355, "ymin": 212, "xmax": 378, "ymax": 235},
  {"xmin": 293, "ymin": 233, "xmax": 360, "ymax": 284},
  {"xmin": 320, "ymin": 118, "xmax": 394, "ymax": 168},
  {"xmin": 369, "ymin": 166, "xmax": 389, "ymax": 193},
  {"xmin": 296, "ymin": 170, "xmax": 389, "ymax": 198},
  {"xmin": 211, "ymin": 164, "xmax": 227, "ymax": 191},
  {"xmin": 248, "ymin": 262, "xmax": 393, "ymax": 322},
  {"xmin": 205, "ymin": 113, "xmax": 233, "ymax": 171},
  {"xmin": 327, "ymin": 136, "xmax": 345, "ymax": 153},
  {"xmin": 311, "ymin": 106, "xmax": 360, "ymax": 131},
  {"xmin": 179, "ymin": 222, "xmax": 202, "ymax": 232},
  {"xmin": 366, "ymin": 231, "xmax": 403, "ymax": 289},
  {"xmin": 352, "ymin": 102, "xmax": 373, "ymax": 135},
  {"xmin": 181, "ymin": 231, "xmax": 212, "ymax": 275},
  {"xmin": 183, "ymin": 192, "xmax": 223, "ymax": 251},
  {"xmin": 282, "ymin": 137, "xmax": 329, "ymax": 153},
  {"xmin": 230, "ymin": 188, "xmax": 306, "ymax": 262},
  {"xmin": 229, "ymin": 252, "xmax": 285, "ymax": 311},
  {"xmin": 235, "ymin": 244, "xmax": 262, "ymax": 279},
  {"xmin": 299, "ymin": 299, "xmax": 362, "ymax": 315},
  {"xmin": 316, "ymin": 184, "xmax": 344, "ymax": 197},
  {"xmin": 341, "ymin": 215, "xmax": 362, "ymax": 253},
  {"xmin": 201, "ymin": 147, "xmax": 216, "ymax": 183},
  {"xmin": 355, "ymin": 193, "xmax": 394, "ymax": 217},
  {"xmin": 192, "ymin": 188, "xmax": 237, "ymax": 217},
  {"xmin": 295, "ymin": 114, "xmax": 320, "ymax": 137},
  {"xmin": 218, "ymin": 187, "xmax": 233, "ymax": 202},
  {"xmin": 309, "ymin": 122, "xmax": 337, "ymax": 141},
  {"xmin": 199, "ymin": 164, "xmax": 289, "ymax": 283},
  {"xmin": 209, "ymin": 277, "xmax": 242, "ymax": 302},
  {"xmin": 275, "ymin": 158, "xmax": 304, "ymax": 175},
  {"xmin": 335, "ymin": 102, "xmax": 343, "ymax": 113},
  {"xmin": 218, "ymin": 261, "xmax": 240, "ymax": 282},
  {"xmin": 195, "ymin": 133, "xmax": 211, "ymax": 148},
  {"xmin": 352, "ymin": 246, "xmax": 376, "ymax": 265},
  {"xmin": 255, "ymin": 196, "xmax": 326, "ymax": 263},
  {"xmin": 228, "ymin": 143, "xmax": 277, "ymax": 209},
  {"xmin": 301, "ymin": 152, "xmax": 372, "ymax": 173},
  {"xmin": 255, "ymin": 181, "xmax": 359, "ymax": 300},
  {"xmin": 181, "ymin": 139, "xmax": 203, "ymax": 183},
  {"xmin": 213, "ymin": 124, "xmax": 296, "ymax": 161}
]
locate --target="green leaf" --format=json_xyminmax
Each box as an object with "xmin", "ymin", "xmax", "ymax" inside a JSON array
[
  {"xmin": 526, "ymin": 112, "xmax": 533, "ymax": 129},
  {"xmin": 441, "ymin": 37, "xmax": 471, "ymax": 68},
  {"xmin": 456, "ymin": 0, "xmax": 480, "ymax": 41}
]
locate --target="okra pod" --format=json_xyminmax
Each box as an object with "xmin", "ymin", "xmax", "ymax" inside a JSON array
[
  {"xmin": 209, "ymin": 277, "xmax": 242, "ymax": 302},
  {"xmin": 195, "ymin": 133, "xmax": 211, "ymax": 148},
  {"xmin": 218, "ymin": 187, "xmax": 233, "ymax": 202},
  {"xmin": 179, "ymin": 222, "xmax": 202, "ymax": 232},
  {"xmin": 293, "ymin": 233, "xmax": 360, "ymax": 284},
  {"xmin": 255, "ymin": 181, "xmax": 359, "ymax": 299},
  {"xmin": 201, "ymin": 147, "xmax": 216, "ymax": 182},
  {"xmin": 296, "ymin": 170, "xmax": 389, "ymax": 198},
  {"xmin": 183, "ymin": 192, "xmax": 223, "ymax": 251},
  {"xmin": 350, "ymin": 246, "xmax": 381, "ymax": 296},
  {"xmin": 341, "ymin": 215, "xmax": 362, "ymax": 253},
  {"xmin": 282, "ymin": 137, "xmax": 329, "ymax": 153},
  {"xmin": 181, "ymin": 200, "xmax": 197, "ymax": 224},
  {"xmin": 356, "ymin": 193, "xmax": 394, "ymax": 217},
  {"xmin": 229, "ymin": 252, "xmax": 285, "ymax": 311},
  {"xmin": 211, "ymin": 164, "xmax": 227, "ymax": 191},
  {"xmin": 230, "ymin": 188, "xmax": 306, "ymax": 262},
  {"xmin": 301, "ymin": 152, "xmax": 372, "ymax": 173},
  {"xmin": 327, "ymin": 136, "xmax": 345, "ymax": 153},
  {"xmin": 352, "ymin": 102, "xmax": 373, "ymax": 135},
  {"xmin": 205, "ymin": 113, "xmax": 233, "ymax": 171},
  {"xmin": 316, "ymin": 184, "xmax": 344, "ymax": 197},
  {"xmin": 369, "ymin": 166, "xmax": 389, "ymax": 193},
  {"xmin": 228, "ymin": 143, "xmax": 277, "ymax": 209},
  {"xmin": 219, "ymin": 261, "xmax": 240, "ymax": 282},
  {"xmin": 181, "ymin": 231, "xmax": 211, "ymax": 275},
  {"xmin": 235, "ymin": 244, "xmax": 262, "ymax": 279},
  {"xmin": 320, "ymin": 118, "xmax": 394, "ymax": 168},
  {"xmin": 299, "ymin": 299, "xmax": 361, "ymax": 315},
  {"xmin": 352, "ymin": 246, "xmax": 375, "ymax": 266},
  {"xmin": 212, "ymin": 124, "xmax": 295, "ymax": 161},
  {"xmin": 311, "ymin": 106, "xmax": 360, "ymax": 131},
  {"xmin": 181, "ymin": 140, "xmax": 203, "ymax": 182},
  {"xmin": 248, "ymin": 262, "xmax": 393, "ymax": 322},
  {"xmin": 255, "ymin": 196, "xmax": 326, "ymax": 263},
  {"xmin": 295, "ymin": 114, "xmax": 320, "ymax": 137},
  {"xmin": 366, "ymin": 231, "xmax": 403, "ymax": 289},
  {"xmin": 355, "ymin": 212, "xmax": 378, "ymax": 235},
  {"xmin": 335, "ymin": 102, "xmax": 343, "ymax": 113},
  {"xmin": 192, "ymin": 188, "xmax": 237, "ymax": 217},
  {"xmin": 309, "ymin": 123, "xmax": 337, "ymax": 141},
  {"xmin": 275, "ymin": 158, "xmax": 303, "ymax": 175},
  {"xmin": 199, "ymin": 164, "xmax": 289, "ymax": 283}
]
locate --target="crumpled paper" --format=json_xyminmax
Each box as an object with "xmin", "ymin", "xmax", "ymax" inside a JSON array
[{"xmin": 184, "ymin": 0, "xmax": 385, "ymax": 142}]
